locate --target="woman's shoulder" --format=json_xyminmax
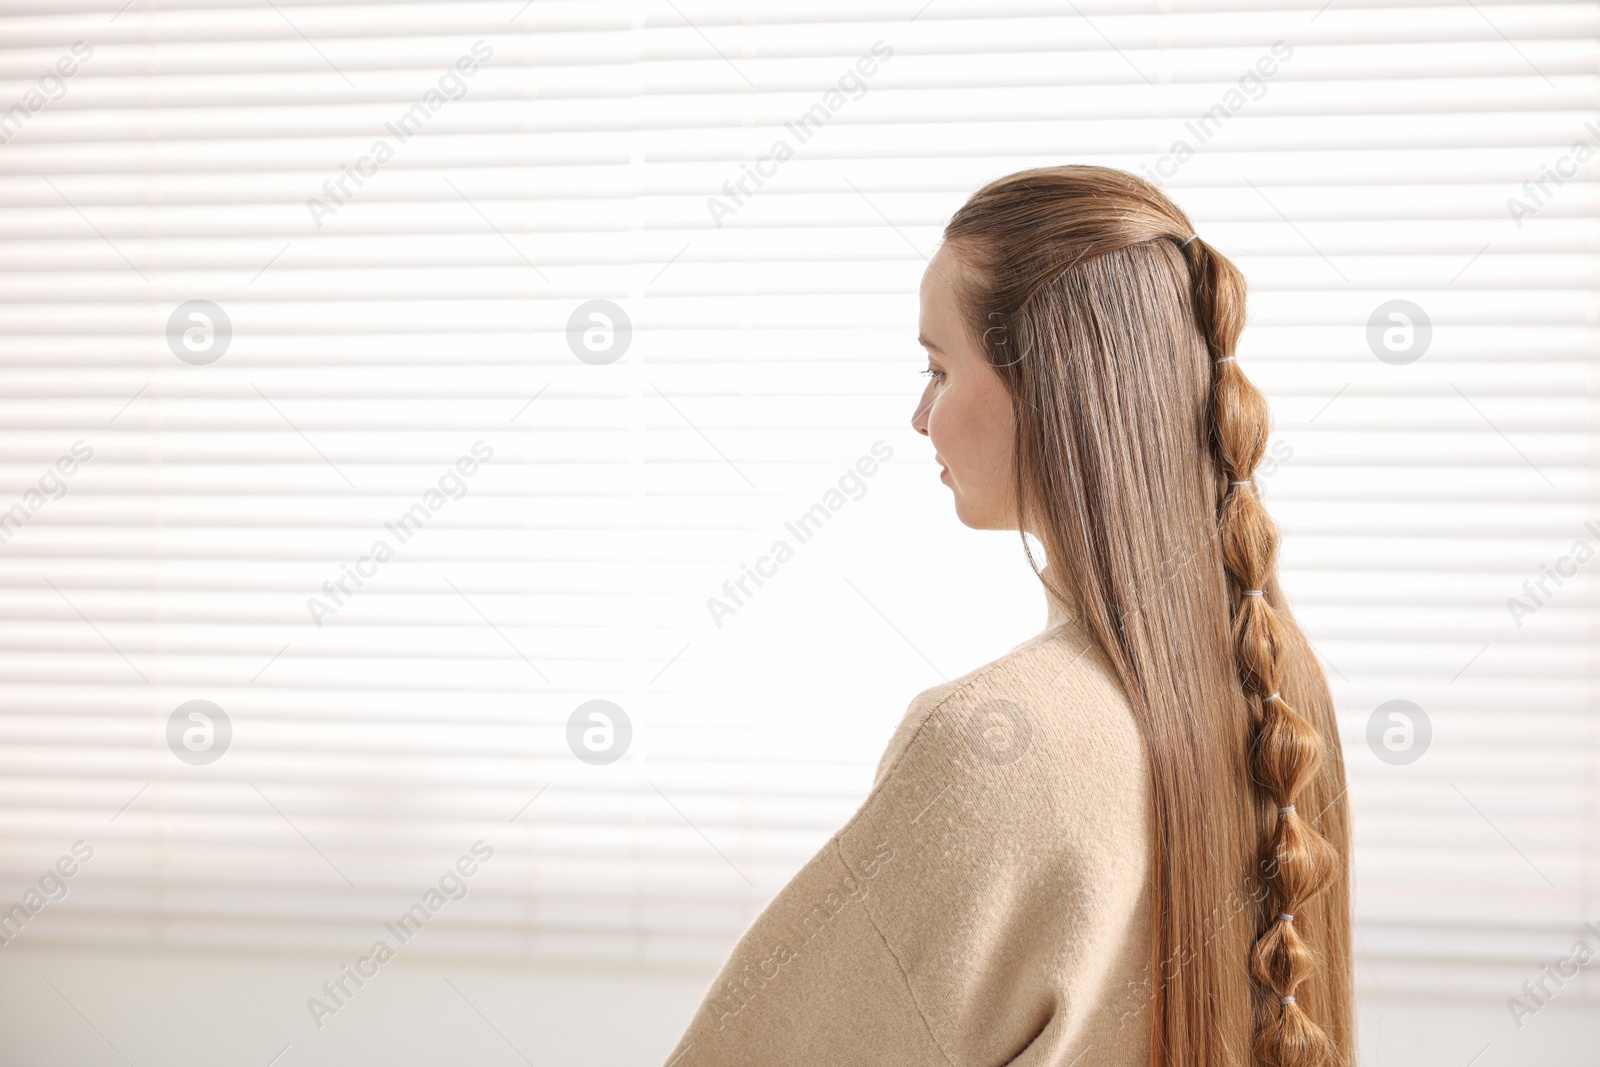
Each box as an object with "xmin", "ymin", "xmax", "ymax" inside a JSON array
[
  {"xmin": 868, "ymin": 615, "xmax": 1148, "ymax": 803},
  {"xmin": 657, "ymin": 618, "xmax": 1155, "ymax": 1067},
  {"xmin": 819, "ymin": 617, "xmax": 1155, "ymax": 1065}
]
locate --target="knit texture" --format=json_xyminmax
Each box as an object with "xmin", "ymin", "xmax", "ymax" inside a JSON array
[{"xmin": 663, "ymin": 579, "xmax": 1154, "ymax": 1066}]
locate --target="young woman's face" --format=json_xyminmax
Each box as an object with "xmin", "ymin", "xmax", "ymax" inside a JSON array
[{"xmin": 911, "ymin": 244, "xmax": 1019, "ymax": 531}]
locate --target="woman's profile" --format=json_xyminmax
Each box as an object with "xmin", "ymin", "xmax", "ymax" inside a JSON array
[{"xmin": 662, "ymin": 165, "xmax": 1353, "ymax": 1067}]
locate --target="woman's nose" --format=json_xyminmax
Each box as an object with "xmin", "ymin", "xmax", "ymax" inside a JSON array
[{"xmin": 910, "ymin": 391, "xmax": 931, "ymax": 436}]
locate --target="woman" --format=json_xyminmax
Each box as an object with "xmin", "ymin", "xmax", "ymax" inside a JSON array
[{"xmin": 661, "ymin": 166, "xmax": 1353, "ymax": 1067}]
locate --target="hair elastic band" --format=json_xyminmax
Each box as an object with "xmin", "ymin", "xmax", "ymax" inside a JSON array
[
  {"xmin": 1280, "ymin": 912, "xmax": 1295, "ymax": 922},
  {"xmin": 1230, "ymin": 480, "xmax": 1250, "ymax": 486},
  {"xmin": 1181, "ymin": 234, "xmax": 1198, "ymax": 247},
  {"xmin": 1242, "ymin": 589, "xmax": 1263, "ymax": 597},
  {"xmin": 1279, "ymin": 804, "xmax": 1295, "ymax": 814},
  {"xmin": 1215, "ymin": 356, "xmax": 1237, "ymax": 364},
  {"xmin": 1264, "ymin": 691, "xmax": 1281, "ymax": 703},
  {"xmin": 1281, "ymin": 995, "xmax": 1296, "ymax": 1006}
]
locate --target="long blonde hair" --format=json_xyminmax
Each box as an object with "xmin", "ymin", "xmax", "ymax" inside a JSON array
[{"xmin": 941, "ymin": 165, "xmax": 1352, "ymax": 1067}]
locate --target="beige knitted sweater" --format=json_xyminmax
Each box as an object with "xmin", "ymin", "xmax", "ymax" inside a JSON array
[{"xmin": 663, "ymin": 579, "xmax": 1154, "ymax": 1066}]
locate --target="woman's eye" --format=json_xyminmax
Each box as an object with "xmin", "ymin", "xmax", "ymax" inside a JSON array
[{"xmin": 920, "ymin": 367, "xmax": 944, "ymax": 382}]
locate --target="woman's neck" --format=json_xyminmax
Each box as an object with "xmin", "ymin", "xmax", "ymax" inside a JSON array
[{"xmin": 1040, "ymin": 564, "xmax": 1081, "ymax": 630}]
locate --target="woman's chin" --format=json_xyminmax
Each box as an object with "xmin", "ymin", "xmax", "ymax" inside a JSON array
[{"xmin": 950, "ymin": 495, "xmax": 1009, "ymax": 531}]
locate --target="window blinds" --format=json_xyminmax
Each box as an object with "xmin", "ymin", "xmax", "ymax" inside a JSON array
[{"xmin": 0, "ymin": 0, "xmax": 1593, "ymax": 1002}]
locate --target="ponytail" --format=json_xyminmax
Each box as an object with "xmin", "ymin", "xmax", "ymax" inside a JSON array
[{"xmin": 1186, "ymin": 233, "xmax": 1343, "ymax": 1067}]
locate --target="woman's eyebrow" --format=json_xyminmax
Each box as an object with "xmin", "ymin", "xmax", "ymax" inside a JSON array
[{"xmin": 918, "ymin": 334, "xmax": 944, "ymax": 353}]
